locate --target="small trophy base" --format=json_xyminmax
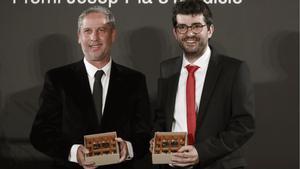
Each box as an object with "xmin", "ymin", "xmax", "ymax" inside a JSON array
[
  {"xmin": 152, "ymin": 132, "xmax": 187, "ymax": 164},
  {"xmin": 84, "ymin": 132, "xmax": 120, "ymax": 166}
]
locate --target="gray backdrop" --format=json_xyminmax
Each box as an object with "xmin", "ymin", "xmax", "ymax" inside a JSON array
[{"xmin": 0, "ymin": 0, "xmax": 298, "ymax": 169}]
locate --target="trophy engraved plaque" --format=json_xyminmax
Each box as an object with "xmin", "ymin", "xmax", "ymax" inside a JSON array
[
  {"xmin": 84, "ymin": 132, "xmax": 119, "ymax": 166},
  {"xmin": 152, "ymin": 132, "xmax": 187, "ymax": 164}
]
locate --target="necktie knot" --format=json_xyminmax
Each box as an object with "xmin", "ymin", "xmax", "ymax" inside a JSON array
[
  {"xmin": 186, "ymin": 65, "xmax": 199, "ymax": 74},
  {"xmin": 95, "ymin": 70, "xmax": 104, "ymax": 81}
]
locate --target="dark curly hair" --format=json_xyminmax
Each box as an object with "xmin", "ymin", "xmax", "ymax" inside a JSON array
[{"xmin": 172, "ymin": 0, "xmax": 213, "ymax": 27}]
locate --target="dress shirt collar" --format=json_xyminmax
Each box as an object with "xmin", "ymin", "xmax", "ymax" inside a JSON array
[
  {"xmin": 83, "ymin": 57, "xmax": 112, "ymax": 78},
  {"xmin": 182, "ymin": 45, "xmax": 211, "ymax": 70}
]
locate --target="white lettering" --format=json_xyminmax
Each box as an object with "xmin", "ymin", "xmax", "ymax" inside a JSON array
[
  {"xmin": 31, "ymin": 0, "xmax": 40, "ymax": 4},
  {"xmin": 108, "ymin": 0, "xmax": 118, "ymax": 8},
  {"xmin": 138, "ymin": 0, "xmax": 152, "ymax": 4},
  {"xmin": 77, "ymin": 0, "xmax": 86, "ymax": 4},
  {"xmin": 173, "ymin": 0, "xmax": 183, "ymax": 3},
  {"xmin": 22, "ymin": 0, "xmax": 61, "ymax": 4},
  {"xmin": 233, "ymin": 0, "xmax": 242, "ymax": 4},
  {"xmin": 203, "ymin": 0, "xmax": 242, "ymax": 4},
  {"xmin": 203, "ymin": 0, "xmax": 212, "ymax": 4},
  {"xmin": 13, "ymin": 0, "xmax": 242, "ymax": 5},
  {"xmin": 159, "ymin": 0, "xmax": 168, "ymax": 4},
  {"xmin": 67, "ymin": 0, "xmax": 76, "ymax": 4},
  {"xmin": 218, "ymin": 0, "xmax": 227, "ymax": 4},
  {"xmin": 88, "ymin": 0, "xmax": 97, "ymax": 4}
]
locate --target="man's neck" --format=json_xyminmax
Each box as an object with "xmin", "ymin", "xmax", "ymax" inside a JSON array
[
  {"xmin": 184, "ymin": 45, "xmax": 208, "ymax": 64},
  {"xmin": 86, "ymin": 57, "xmax": 110, "ymax": 69}
]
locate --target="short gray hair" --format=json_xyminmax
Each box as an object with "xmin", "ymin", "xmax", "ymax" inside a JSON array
[{"xmin": 78, "ymin": 6, "xmax": 116, "ymax": 32}]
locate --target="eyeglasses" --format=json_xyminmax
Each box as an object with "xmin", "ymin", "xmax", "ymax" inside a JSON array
[{"xmin": 175, "ymin": 23, "xmax": 207, "ymax": 34}]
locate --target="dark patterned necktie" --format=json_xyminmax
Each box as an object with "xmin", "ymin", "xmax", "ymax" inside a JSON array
[{"xmin": 93, "ymin": 70, "xmax": 104, "ymax": 123}]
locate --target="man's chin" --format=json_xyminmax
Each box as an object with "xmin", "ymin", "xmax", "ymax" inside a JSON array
[
  {"xmin": 184, "ymin": 49, "xmax": 203, "ymax": 58},
  {"xmin": 86, "ymin": 55, "xmax": 103, "ymax": 61},
  {"xmin": 184, "ymin": 49, "xmax": 199, "ymax": 55},
  {"xmin": 182, "ymin": 44, "xmax": 199, "ymax": 51},
  {"xmin": 89, "ymin": 53, "xmax": 103, "ymax": 59}
]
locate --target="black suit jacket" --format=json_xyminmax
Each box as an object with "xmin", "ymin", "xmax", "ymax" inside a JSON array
[
  {"xmin": 154, "ymin": 49, "xmax": 255, "ymax": 169},
  {"xmin": 30, "ymin": 60, "xmax": 151, "ymax": 169}
]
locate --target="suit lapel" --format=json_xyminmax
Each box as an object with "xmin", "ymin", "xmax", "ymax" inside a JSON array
[
  {"xmin": 72, "ymin": 61, "xmax": 100, "ymax": 131},
  {"xmin": 165, "ymin": 57, "xmax": 182, "ymax": 131},
  {"xmin": 165, "ymin": 73, "xmax": 180, "ymax": 131},
  {"xmin": 198, "ymin": 51, "xmax": 223, "ymax": 125},
  {"xmin": 102, "ymin": 62, "xmax": 116, "ymax": 117},
  {"xmin": 101, "ymin": 62, "xmax": 124, "ymax": 130}
]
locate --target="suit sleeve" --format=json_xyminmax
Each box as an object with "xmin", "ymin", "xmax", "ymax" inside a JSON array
[
  {"xmin": 30, "ymin": 72, "xmax": 72, "ymax": 160},
  {"xmin": 195, "ymin": 62, "xmax": 255, "ymax": 165},
  {"xmin": 153, "ymin": 60, "xmax": 172, "ymax": 133},
  {"xmin": 153, "ymin": 78, "xmax": 167, "ymax": 132}
]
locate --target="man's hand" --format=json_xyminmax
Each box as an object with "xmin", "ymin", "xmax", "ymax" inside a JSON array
[
  {"xmin": 77, "ymin": 145, "xmax": 96, "ymax": 169},
  {"xmin": 149, "ymin": 138, "xmax": 154, "ymax": 153},
  {"xmin": 115, "ymin": 137, "xmax": 128, "ymax": 162},
  {"xmin": 171, "ymin": 145, "xmax": 199, "ymax": 167}
]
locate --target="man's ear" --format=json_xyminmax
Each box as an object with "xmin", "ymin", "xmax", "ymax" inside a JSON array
[
  {"xmin": 173, "ymin": 28, "xmax": 178, "ymax": 40},
  {"xmin": 111, "ymin": 28, "xmax": 117, "ymax": 42},
  {"xmin": 208, "ymin": 24, "xmax": 214, "ymax": 39},
  {"xmin": 77, "ymin": 31, "xmax": 81, "ymax": 44}
]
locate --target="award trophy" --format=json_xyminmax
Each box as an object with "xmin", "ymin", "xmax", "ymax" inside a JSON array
[
  {"xmin": 84, "ymin": 132, "xmax": 119, "ymax": 166},
  {"xmin": 152, "ymin": 132, "xmax": 187, "ymax": 164}
]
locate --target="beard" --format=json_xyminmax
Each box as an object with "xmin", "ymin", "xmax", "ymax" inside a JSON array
[{"xmin": 179, "ymin": 36, "xmax": 207, "ymax": 59}]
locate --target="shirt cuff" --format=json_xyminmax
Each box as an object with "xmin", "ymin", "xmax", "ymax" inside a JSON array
[
  {"xmin": 125, "ymin": 141, "xmax": 134, "ymax": 160},
  {"xmin": 169, "ymin": 164, "xmax": 193, "ymax": 169},
  {"xmin": 68, "ymin": 144, "xmax": 81, "ymax": 163}
]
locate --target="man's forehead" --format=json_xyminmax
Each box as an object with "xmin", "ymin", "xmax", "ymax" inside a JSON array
[
  {"xmin": 176, "ymin": 14, "xmax": 205, "ymax": 23},
  {"xmin": 82, "ymin": 12, "xmax": 108, "ymax": 23}
]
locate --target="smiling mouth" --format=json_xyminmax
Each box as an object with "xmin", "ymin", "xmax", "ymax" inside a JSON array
[
  {"xmin": 89, "ymin": 44, "xmax": 102, "ymax": 49},
  {"xmin": 185, "ymin": 40, "xmax": 196, "ymax": 43},
  {"xmin": 184, "ymin": 38, "xmax": 198, "ymax": 44},
  {"xmin": 184, "ymin": 40, "xmax": 198, "ymax": 46}
]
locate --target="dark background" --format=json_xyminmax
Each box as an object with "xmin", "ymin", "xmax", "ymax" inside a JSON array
[{"xmin": 0, "ymin": 0, "xmax": 299, "ymax": 169}]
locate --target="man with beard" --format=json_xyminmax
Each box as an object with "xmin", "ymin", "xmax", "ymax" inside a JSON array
[
  {"xmin": 151, "ymin": 0, "xmax": 255, "ymax": 169},
  {"xmin": 30, "ymin": 6, "xmax": 151, "ymax": 169}
]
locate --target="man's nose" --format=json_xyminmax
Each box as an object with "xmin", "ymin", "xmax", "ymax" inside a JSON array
[
  {"xmin": 186, "ymin": 27, "xmax": 195, "ymax": 37},
  {"xmin": 90, "ymin": 31, "xmax": 99, "ymax": 40}
]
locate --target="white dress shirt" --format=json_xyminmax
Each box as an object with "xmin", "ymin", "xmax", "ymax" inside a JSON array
[
  {"xmin": 84, "ymin": 57, "xmax": 111, "ymax": 113},
  {"xmin": 172, "ymin": 46, "xmax": 211, "ymax": 132},
  {"xmin": 69, "ymin": 57, "xmax": 133, "ymax": 163}
]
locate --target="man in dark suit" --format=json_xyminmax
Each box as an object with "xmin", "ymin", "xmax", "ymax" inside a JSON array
[
  {"xmin": 152, "ymin": 0, "xmax": 255, "ymax": 169},
  {"xmin": 30, "ymin": 6, "xmax": 151, "ymax": 169}
]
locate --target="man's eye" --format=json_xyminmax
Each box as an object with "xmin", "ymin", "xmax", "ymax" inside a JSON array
[
  {"xmin": 193, "ymin": 24, "xmax": 203, "ymax": 28},
  {"xmin": 98, "ymin": 28, "xmax": 106, "ymax": 32},
  {"xmin": 177, "ymin": 25, "xmax": 186, "ymax": 29},
  {"xmin": 84, "ymin": 29, "xmax": 92, "ymax": 33}
]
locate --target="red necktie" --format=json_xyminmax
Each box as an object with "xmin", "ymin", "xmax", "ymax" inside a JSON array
[{"xmin": 186, "ymin": 65, "xmax": 199, "ymax": 145}]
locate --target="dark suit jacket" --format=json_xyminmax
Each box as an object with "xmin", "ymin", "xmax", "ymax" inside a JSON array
[
  {"xmin": 153, "ymin": 49, "xmax": 255, "ymax": 169},
  {"xmin": 30, "ymin": 60, "xmax": 151, "ymax": 169}
]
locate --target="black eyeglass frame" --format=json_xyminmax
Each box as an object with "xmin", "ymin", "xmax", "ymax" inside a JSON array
[{"xmin": 175, "ymin": 23, "xmax": 207, "ymax": 34}]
